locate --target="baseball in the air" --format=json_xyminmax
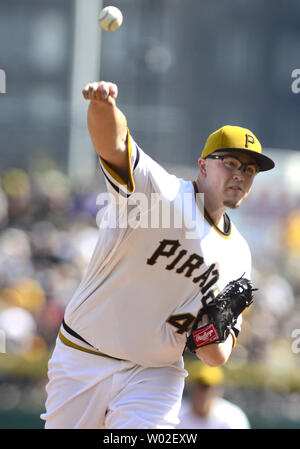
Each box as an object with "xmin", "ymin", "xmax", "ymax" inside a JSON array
[{"xmin": 98, "ymin": 6, "xmax": 123, "ymax": 32}]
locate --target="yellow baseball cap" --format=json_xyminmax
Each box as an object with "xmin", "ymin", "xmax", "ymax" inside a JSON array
[
  {"xmin": 186, "ymin": 360, "xmax": 224, "ymax": 386},
  {"xmin": 201, "ymin": 125, "xmax": 275, "ymax": 172}
]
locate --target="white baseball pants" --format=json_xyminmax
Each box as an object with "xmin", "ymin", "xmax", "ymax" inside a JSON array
[{"xmin": 40, "ymin": 337, "xmax": 187, "ymax": 429}]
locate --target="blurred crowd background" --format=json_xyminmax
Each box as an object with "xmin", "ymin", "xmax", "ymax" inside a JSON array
[{"xmin": 0, "ymin": 0, "xmax": 300, "ymax": 429}]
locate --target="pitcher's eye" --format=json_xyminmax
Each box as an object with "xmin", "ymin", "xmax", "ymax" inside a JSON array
[
  {"xmin": 223, "ymin": 159, "xmax": 239, "ymax": 169},
  {"xmin": 245, "ymin": 165, "xmax": 257, "ymax": 176}
]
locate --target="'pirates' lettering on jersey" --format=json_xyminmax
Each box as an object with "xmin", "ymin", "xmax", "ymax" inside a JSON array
[{"xmin": 147, "ymin": 239, "xmax": 220, "ymax": 295}]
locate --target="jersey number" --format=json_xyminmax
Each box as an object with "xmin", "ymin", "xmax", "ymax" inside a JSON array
[
  {"xmin": 166, "ymin": 290, "xmax": 219, "ymax": 334},
  {"xmin": 166, "ymin": 313, "xmax": 195, "ymax": 334}
]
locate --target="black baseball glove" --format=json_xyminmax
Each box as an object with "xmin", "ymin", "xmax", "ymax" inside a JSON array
[{"xmin": 186, "ymin": 275, "xmax": 257, "ymax": 353}]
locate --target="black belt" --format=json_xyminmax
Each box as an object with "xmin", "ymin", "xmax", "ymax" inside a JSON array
[
  {"xmin": 61, "ymin": 319, "xmax": 123, "ymax": 361},
  {"xmin": 62, "ymin": 319, "xmax": 94, "ymax": 347}
]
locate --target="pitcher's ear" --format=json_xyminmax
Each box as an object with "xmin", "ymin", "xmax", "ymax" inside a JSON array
[{"xmin": 198, "ymin": 158, "xmax": 207, "ymax": 177}]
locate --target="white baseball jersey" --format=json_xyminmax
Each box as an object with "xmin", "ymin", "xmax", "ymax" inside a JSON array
[{"xmin": 61, "ymin": 131, "xmax": 251, "ymax": 367}]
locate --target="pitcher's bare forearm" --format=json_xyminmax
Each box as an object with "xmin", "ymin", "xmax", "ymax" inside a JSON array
[
  {"xmin": 83, "ymin": 81, "xmax": 129, "ymax": 183},
  {"xmin": 195, "ymin": 333, "xmax": 234, "ymax": 366}
]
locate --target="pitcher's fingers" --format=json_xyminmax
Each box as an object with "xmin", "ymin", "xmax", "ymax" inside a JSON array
[
  {"xmin": 108, "ymin": 83, "xmax": 118, "ymax": 99},
  {"xmin": 99, "ymin": 82, "xmax": 110, "ymax": 99},
  {"xmin": 82, "ymin": 83, "xmax": 91, "ymax": 99},
  {"xmin": 82, "ymin": 82, "xmax": 97, "ymax": 100},
  {"xmin": 82, "ymin": 81, "xmax": 116, "ymax": 102}
]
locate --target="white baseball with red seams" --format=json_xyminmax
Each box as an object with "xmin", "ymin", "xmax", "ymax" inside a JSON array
[{"xmin": 98, "ymin": 6, "xmax": 123, "ymax": 31}]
